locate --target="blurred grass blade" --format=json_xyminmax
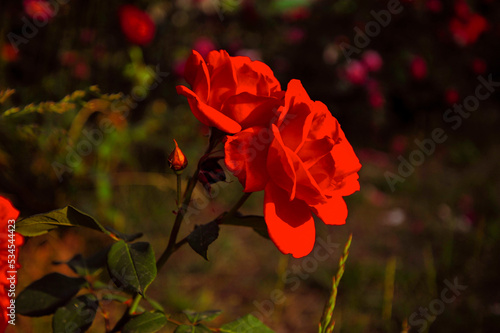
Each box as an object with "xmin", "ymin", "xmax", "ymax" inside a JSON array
[
  {"xmin": 383, "ymin": 256, "xmax": 397, "ymax": 323},
  {"xmin": 319, "ymin": 234, "xmax": 352, "ymax": 333}
]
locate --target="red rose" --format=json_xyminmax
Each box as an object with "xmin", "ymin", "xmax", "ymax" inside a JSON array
[
  {"xmin": 119, "ymin": 5, "xmax": 156, "ymax": 46},
  {"xmin": 23, "ymin": 0, "xmax": 54, "ymax": 21},
  {"xmin": 0, "ymin": 196, "xmax": 24, "ymax": 332},
  {"xmin": 176, "ymin": 50, "xmax": 284, "ymax": 134},
  {"xmin": 225, "ymin": 80, "xmax": 361, "ymax": 258}
]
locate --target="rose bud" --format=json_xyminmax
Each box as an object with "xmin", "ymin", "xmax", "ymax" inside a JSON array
[{"xmin": 168, "ymin": 140, "xmax": 188, "ymax": 172}]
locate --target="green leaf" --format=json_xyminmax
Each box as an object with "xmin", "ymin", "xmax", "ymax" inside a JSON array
[
  {"xmin": 270, "ymin": 0, "xmax": 310, "ymax": 12},
  {"xmin": 52, "ymin": 294, "xmax": 98, "ymax": 333},
  {"xmin": 186, "ymin": 221, "xmax": 220, "ymax": 260},
  {"xmin": 15, "ymin": 206, "xmax": 108, "ymax": 237},
  {"xmin": 220, "ymin": 314, "xmax": 274, "ymax": 333},
  {"xmin": 183, "ymin": 309, "xmax": 222, "ymax": 323},
  {"xmin": 122, "ymin": 312, "xmax": 167, "ymax": 333},
  {"xmin": 53, "ymin": 247, "xmax": 109, "ymax": 276},
  {"xmin": 107, "ymin": 241, "xmax": 157, "ymax": 296},
  {"xmin": 174, "ymin": 324, "xmax": 212, "ymax": 333},
  {"xmin": 17, "ymin": 273, "xmax": 87, "ymax": 317},
  {"xmin": 222, "ymin": 215, "xmax": 270, "ymax": 239}
]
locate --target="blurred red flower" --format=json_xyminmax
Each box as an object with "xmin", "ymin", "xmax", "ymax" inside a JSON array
[
  {"xmin": 0, "ymin": 197, "xmax": 24, "ymax": 332},
  {"xmin": 410, "ymin": 56, "xmax": 427, "ymax": 80},
  {"xmin": 176, "ymin": 50, "xmax": 284, "ymax": 133},
  {"xmin": 445, "ymin": 88, "xmax": 460, "ymax": 105},
  {"xmin": 454, "ymin": 0, "xmax": 471, "ymax": 20},
  {"xmin": 472, "ymin": 58, "xmax": 487, "ymax": 74},
  {"xmin": 449, "ymin": 0, "xmax": 488, "ymax": 46},
  {"xmin": 119, "ymin": 5, "xmax": 156, "ymax": 46},
  {"xmin": 449, "ymin": 14, "xmax": 488, "ymax": 46},
  {"xmin": 1, "ymin": 44, "xmax": 18, "ymax": 63},
  {"xmin": 426, "ymin": 0, "xmax": 443, "ymax": 13},
  {"xmin": 225, "ymin": 80, "xmax": 361, "ymax": 258},
  {"xmin": 23, "ymin": 0, "xmax": 54, "ymax": 21}
]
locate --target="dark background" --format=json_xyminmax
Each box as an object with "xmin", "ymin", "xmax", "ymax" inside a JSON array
[{"xmin": 1, "ymin": 0, "xmax": 500, "ymax": 332}]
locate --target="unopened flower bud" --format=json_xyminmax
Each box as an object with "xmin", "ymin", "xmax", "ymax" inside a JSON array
[{"xmin": 168, "ymin": 140, "xmax": 188, "ymax": 172}]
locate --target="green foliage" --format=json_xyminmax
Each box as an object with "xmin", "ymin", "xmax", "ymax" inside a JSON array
[
  {"xmin": 175, "ymin": 324, "xmax": 212, "ymax": 332},
  {"xmin": 183, "ymin": 309, "xmax": 222, "ymax": 323},
  {"xmin": 187, "ymin": 221, "xmax": 220, "ymax": 260},
  {"xmin": 15, "ymin": 206, "xmax": 108, "ymax": 237},
  {"xmin": 53, "ymin": 248, "xmax": 109, "ymax": 277},
  {"xmin": 52, "ymin": 294, "xmax": 99, "ymax": 333},
  {"xmin": 16, "ymin": 273, "xmax": 87, "ymax": 317},
  {"xmin": 122, "ymin": 312, "xmax": 167, "ymax": 333},
  {"xmin": 222, "ymin": 214, "xmax": 270, "ymax": 239},
  {"xmin": 107, "ymin": 240, "xmax": 157, "ymax": 296},
  {"xmin": 219, "ymin": 314, "xmax": 274, "ymax": 332}
]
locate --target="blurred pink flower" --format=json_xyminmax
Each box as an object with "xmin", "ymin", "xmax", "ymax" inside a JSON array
[
  {"xmin": 193, "ymin": 37, "xmax": 216, "ymax": 58},
  {"xmin": 285, "ymin": 27, "xmax": 305, "ymax": 44},
  {"xmin": 391, "ymin": 135, "xmax": 408, "ymax": 155},
  {"xmin": 173, "ymin": 58, "xmax": 187, "ymax": 78},
  {"xmin": 23, "ymin": 0, "xmax": 54, "ymax": 21},
  {"xmin": 345, "ymin": 60, "xmax": 367, "ymax": 85},
  {"xmin": 366, "ymin": 79, "xmax": 385, "ymax": 108},
  {"xmin": 410, "ymin": 56, "xmax": 427, "ymax": 80},
  {"xmin": 369, "ymin": 91, "xmax": 385, "ymax": 108},
  {"xmin": 362, "ymin": 50, "xmax": 383, "ymax": 72}
]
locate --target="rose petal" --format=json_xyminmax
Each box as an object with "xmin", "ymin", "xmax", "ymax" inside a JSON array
[
  {"xmin": 267, "ymin": 124, "xmax": 297, "ymax": 200},
  {"xmin": 224, "ymin": 126, "xmax": 271, "ymax": 192},
  {"xmin": 336, "ymin": 173, "xmax": 360, "ymax": 196},
  {"xmin": 297, "ymin": 137, "xmax": 335, "ymax": 169},
  {"xmin": 264, "ymin": 182, "xmax": 315, "ymax": 258},
  {"xmin": 0, "ymin": 197, "xmax": 19, "ymax": 221},
  {"xmin": 176, "ymin": 85, "xmax": 241, "ymax": 133},
  {"xmin": 206, "ymin": 50, "xmax": 238, "ymax": 109},
  {"xmin": 288, "ymin": 147, "xmax": 328, "ymax": 205},
  {"xmin": 234, "ymin": 59, "xmax": 281, "ymax": 96},
  {"xmin": 277, "ymin": 80, "xmax": 315, "ymax": 152},
  {"xmin": 184, "ymin": 50, "xmax": 210, "ymax": 102},
  {"xmin": 311, "ymin": 196, "xmax": 348, "ymax": 225},
  {"xmin": 221, "ymin": 93, "xmax": 282, "ymax": 130},
  {"xmin": 308, "ymin": 101, "xmax": 341, "ymax": 141},
  {"xmin": 330, "ymin": 128, "xmax": 362, "ymax": 178}
]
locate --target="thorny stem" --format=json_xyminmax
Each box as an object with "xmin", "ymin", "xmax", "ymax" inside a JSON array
[{"xmin": 126, "ymin": 135, "xmax": 252, "ymax": 326}]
